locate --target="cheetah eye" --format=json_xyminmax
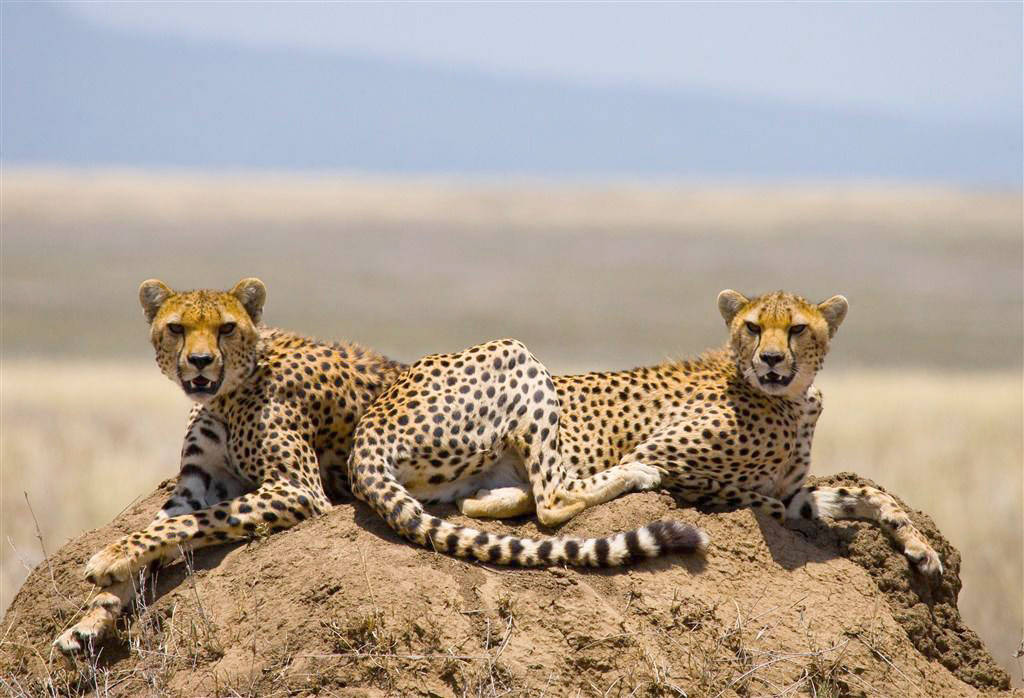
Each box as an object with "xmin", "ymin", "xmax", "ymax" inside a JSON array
[
  {"xmin": 789, "ymin": 324, "xmax": 807, "ymax": 336},
  {"xmin": 219, "ymin": 322, "xmax": 237, "ymax": 336},
  {"xmin": 744, "ymin": 322, "xmax": 760, "ymax": 335},
  {"xmin": 167, "ymin": 323, "xmax": 184, "ymax": 335}
]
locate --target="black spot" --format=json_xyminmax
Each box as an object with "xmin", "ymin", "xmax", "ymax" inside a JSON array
[
  {"xmin": 446, "ymin": 532, "xmax": 461, "ymax": 552},
  {"xmin": 180, "ymin": 464, "xmax": 212, "ymax": 489},
  {"xmin": 199, "ymin": 427, "xmax": 221, "ymax": 443}
]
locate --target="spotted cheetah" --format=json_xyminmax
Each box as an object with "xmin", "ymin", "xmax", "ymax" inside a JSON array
[
  {"xmin": 55, "ymin": 278, "xmax": 406, "ymax": 654},
  {"xmin": 349, "ymin": 339, "xmax": 709, "ymax": 567},
  {"xmin": 349, "ymin": 290, "xmax": 941, "ymax": 575}
]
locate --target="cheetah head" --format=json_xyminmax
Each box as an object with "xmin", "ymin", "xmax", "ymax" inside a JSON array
[
  {"xmin": 139, "ymin": 278, "xmax": 267, "ymax": 404},
  {"xmin": 717, "ymin": 289, "xmax": 847, "ymax": 398}
]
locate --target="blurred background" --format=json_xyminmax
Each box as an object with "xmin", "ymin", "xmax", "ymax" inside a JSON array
[{"xmin": 2, "ymin": 1, "xmax": 1021, "ymax": 683}]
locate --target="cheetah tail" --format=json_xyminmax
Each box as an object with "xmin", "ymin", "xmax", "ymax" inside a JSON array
[{"xmin": 356, "ymin": 466, "xmax": 708, "ymax": 567}]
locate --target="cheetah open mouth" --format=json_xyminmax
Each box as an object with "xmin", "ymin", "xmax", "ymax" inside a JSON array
[
  {"xmin": 182, "ymin": 375, "xmax": 222, "ymax": 395},
  {"xmin": 758, "ymin": 371, "xmax": 793, "ymax": 387}
]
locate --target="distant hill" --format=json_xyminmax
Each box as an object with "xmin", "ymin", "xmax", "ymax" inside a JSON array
[{"xmin": 2, "ymin": 2, "xmax": 1020, "ymax": 184}]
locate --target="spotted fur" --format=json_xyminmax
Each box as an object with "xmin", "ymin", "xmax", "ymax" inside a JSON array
[
  {"xmin": 55, "ymin": 278, "xmax": 406, "ymax": 654},
  {"xmin": 348, "ymin": 339, "xmax": 709, "ymax": 567},
  {"xmin": 349, "ymin": 290, "xmax": 940, "ymax": 576},
  {"xmin": 558, "ymin": 290, "xmax": 940, "ymax": 575}
]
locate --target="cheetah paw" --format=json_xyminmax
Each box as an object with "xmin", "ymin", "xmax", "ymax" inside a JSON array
[
  {"xmin": 54, "ymin": 625, "xmax": 96, "ymax": 655},
  {"xmin": 84, "ymin": 540, "xmax": 136, "ymax": 586},
  {"xmin": 905, "ymin": 539, "xmax": 943, "ymax": 576},
  {"xmin": 626, "ymin": 463, "xmax": 664, "ymax": 491},
  {"xmin": 54, "ymin": 610, "xmax": 113, "ymax": 655}
]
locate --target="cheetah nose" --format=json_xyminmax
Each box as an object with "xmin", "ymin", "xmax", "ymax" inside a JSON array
[
  {"xmin": 188, "ymin": 353, "xmax": 214, "ymax": 370},
  {"xmin": 760, "ymin": 351, "xmax": 784, "ymax": 367}
]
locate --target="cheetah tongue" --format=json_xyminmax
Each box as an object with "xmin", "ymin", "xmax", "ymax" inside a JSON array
[{"xmin": 191, "ymin": 376, "xmax": 210, "ymax": 387}]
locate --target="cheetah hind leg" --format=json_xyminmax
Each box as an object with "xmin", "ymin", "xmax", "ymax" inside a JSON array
[
  {"xmin": 524, "ymin": 462, "xmax": 662, "ymax": 527},
  {"xmin": 562, "ymin": 461, "xmax": 664, "ymax": 507},
  {"xmin": 458, "ymin": 483, "xmax": 535, "ymax": 519}
]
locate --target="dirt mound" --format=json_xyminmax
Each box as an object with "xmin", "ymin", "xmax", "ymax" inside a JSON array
[{"xmin": 1, "ymin": 473, "xmax": 1013, "ymax": 696}]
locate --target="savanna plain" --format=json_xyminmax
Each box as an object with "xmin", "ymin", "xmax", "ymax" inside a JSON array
[{"xmin": 2, "ymin": 170, "xmax": 1021, "ymax": 685}]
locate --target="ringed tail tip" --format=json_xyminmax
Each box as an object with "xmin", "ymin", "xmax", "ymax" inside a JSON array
[{"xmin": 650, "ymin": 519, "xmax": 710, "ymax": 555}]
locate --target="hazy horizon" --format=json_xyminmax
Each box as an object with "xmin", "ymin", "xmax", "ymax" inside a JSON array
[{"xmin": 3, "ymin": 2, "xmax": 1021, "ymax": 184}]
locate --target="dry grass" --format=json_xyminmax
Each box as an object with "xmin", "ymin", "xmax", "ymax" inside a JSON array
[
  {"xmin": 2, "ymin": 170, "xmax": 1021, "ymax": 371},
  {"xmin": 3, "ymin": 168, "xmax": 1020, "ymax": 237}
]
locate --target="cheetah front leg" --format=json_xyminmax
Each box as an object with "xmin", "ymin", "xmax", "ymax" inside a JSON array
[
  {"xmin": 58, "ymin": 480, "xmax": 326, "ymax": 654},
  {"xmin": 53, "ymin": 583, "xmax": 136, "ymax": 654},
  {"xmin": 777, "ymin": 395, "xmax": 942, "ymax": 575},
  {"xmin": 83, "ymin": 477, "xmax": 329, "ymax": 587},
  {"xmin": 672, "ymin": 481, "xmax": 789, "ymax": 522},
  {"xmin": 157, "ymin": 408, "xmax": 249, "ymax": 518},
  {"xmin": 784, "ymin": 485, "xmax": 942, "ymax": 575},
  {"xmin": 55, "ymin": 407, "xmax": 247, "ymax": 655},
  {"xmin": 611, "ymin": 431, "xmax": 794, "ymax": 520}
]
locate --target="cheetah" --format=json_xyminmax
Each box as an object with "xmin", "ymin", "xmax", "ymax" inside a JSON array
[
  {"xmin": 349, "ymin": 339, "xmax": 709, "ymax": 567},
  {"xmin": 55, "ymin": 278, "xmax": 406, "ymax": 654},
  {"xmin": 348, "ymin": 290, "xmax": 941, "ymax": 575}
]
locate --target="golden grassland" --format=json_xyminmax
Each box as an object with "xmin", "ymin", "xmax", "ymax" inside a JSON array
[
  {"xmin": 1, "ymin": 169, "xmax": 1021, "ymax": 682},
  {"xmin": 4, "ymin": 168, "xmax": 1020, "ymax": 236},
  {"xmin": 2, "ymin": 361, "xmax": 1021, "ymax": 681},
  {"xmin": 3, "ymin": 172, "xmax": 1021, "ymax": 371}
]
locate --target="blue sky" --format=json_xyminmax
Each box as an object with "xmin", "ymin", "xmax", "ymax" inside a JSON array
[
  {"xmin": 68, "ymin": 2, "xmax": 1021, "ymax": 126},
  {"xmin": 3, "ymin": 2, "xmax": 1021, "ymax": 182}
]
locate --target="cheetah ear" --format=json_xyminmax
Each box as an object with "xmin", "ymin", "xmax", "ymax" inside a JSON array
[
  {"xmin": 229, "ymin": 278, "xmax": 267, "ymax": 324},
  {"xmin": 139, "ymin": 279, "xmax": 173, "ymax": 324},
  {"xmin": 717, "ymin": 289, "xmax": 749, "ymax": 324},
  {"xmin": 817, "ymin": 295, "xmax": 848, "ymax": 337}
]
